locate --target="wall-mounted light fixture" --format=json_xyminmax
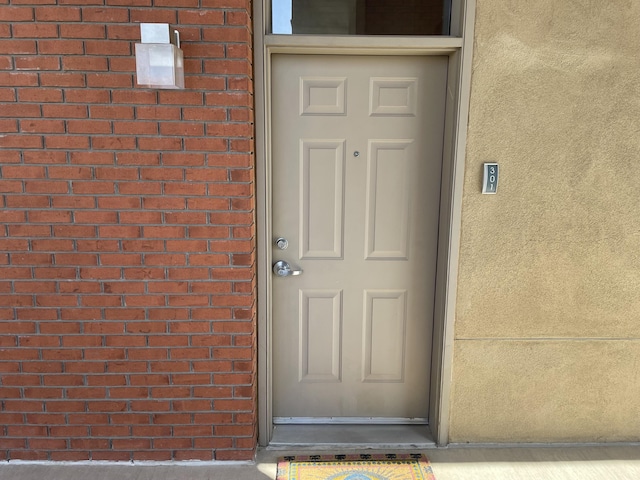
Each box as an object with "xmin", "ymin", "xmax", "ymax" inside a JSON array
[{"xmin": 135, "ymin": 23, "xmax": 184, "ymax": 89}]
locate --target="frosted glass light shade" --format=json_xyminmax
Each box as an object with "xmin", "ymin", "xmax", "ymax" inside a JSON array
[{"xmin": 135, "ymin": 43, "xmax": 184, "ymax": 89}]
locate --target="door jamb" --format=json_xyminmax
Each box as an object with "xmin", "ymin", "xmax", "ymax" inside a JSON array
[{"xmin": 254, "ymin": 0, "xmax": 477, "ymax": 447}]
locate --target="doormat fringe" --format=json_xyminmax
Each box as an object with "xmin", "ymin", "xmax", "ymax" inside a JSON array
[{"xmin": 276, "ymin": 453, "xmax": 436, "ymax": 479}]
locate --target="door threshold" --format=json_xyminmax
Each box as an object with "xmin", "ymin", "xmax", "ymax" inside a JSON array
[{"xmin": 268, "ymin": 424, "xmax": 436, "ymax": 449}]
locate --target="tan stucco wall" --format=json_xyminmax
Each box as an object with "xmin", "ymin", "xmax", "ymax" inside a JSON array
[{"xmin": 451, "ymin": 1, "xmax": 640, "ymax": 442}]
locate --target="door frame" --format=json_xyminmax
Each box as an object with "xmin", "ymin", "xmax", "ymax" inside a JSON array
[{"xmin": 254, "ymin": 0, "xmax": 477, "ymax": 447}]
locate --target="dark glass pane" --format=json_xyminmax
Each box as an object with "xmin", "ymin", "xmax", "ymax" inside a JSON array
[{"xmin": 272, "ymin": 0, "xmax": 451, "ymax": 35}]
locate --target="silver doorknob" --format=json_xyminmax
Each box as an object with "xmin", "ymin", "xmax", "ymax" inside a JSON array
[{"xmin": 273, "ymin": 260, "xmax": 303, "ymax": 277}]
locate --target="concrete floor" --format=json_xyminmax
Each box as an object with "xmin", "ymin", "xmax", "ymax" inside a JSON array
[{"xmin": 1, "ymin": 446, "xmax": 640, "ymax": 479}]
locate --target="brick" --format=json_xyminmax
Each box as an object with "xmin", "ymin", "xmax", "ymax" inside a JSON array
[
  {"xmin": 142, "ymin": 197, "xmax": 185, "ymax": 210},
  {"xmin": 18, "ymin": 88, "xmax": 63, "ymax": 103},
  {"xmin": 113, "ymin": 120, "xmax": 158, "ymax": 135},
  {"xmin": 149, "ymin": 359, "xmax": 190, "ymax": 372},
  {"xmin": 0, "ymin": 40, "xmax": 36, "ymax": 55},
  {"xmin": 0, "ymin": 320, "xmax": 36, "ymax": 335},
  {"xmin": 158, "ymin": 91, "xmax": 204, "ymax": 105},
  {"xmin": 130, "ymin": 8, "xmax": 176, "ymax": 23},
  {"xmin": 44, "ymin": 135, "xmax": 90, "ymax": 149},
  {"xmin": 202, "ymin": 26, "xmax": 250, "ymax": 43},
  {"xmin": 24, "ymin": 180, "xmax": 68, "ymax": 194},
  {"xmin": 228, "ymin": 76, "xmax": 251, "ymax": 91},
  {"xmin": 143, "ymin": 226, "xmax": 186, "ymax": 239},
  {"xmin": 76, "ymin": 240, "xmax": 119, "ymax": 251},
  {"xmin": 202, "ymin": 0, "xmax": 250, "ymax": 7},
  {"xmin": 50, "ymin": 195, "xmax": 95, "ymax": 208},
  {"xmin": 0, "ymin": 237, "xmax": 26, "ymax": 249},
  {"xmin": 88, "ymin": 451, "xmax": 131, "ymax": 461},
  {"xmin": 86, "ymin": 375, "xmax": 126, "ymax": 386},
  {"xmin": 226, "ymin": 10, "xmax": 250, "ymax": 25},
  {"xmin": 72, "ymin": 181, "xmax": 114, "ymax": 194},
  {"xmin": 227, "ymin": 44, "xmax": 250, "ymax": 59},
  {"xmin": 40, "ymin": 349, "xmax": 82, "ymax": 361},
  {"xmin": 183, "ymin": 44, "xmax": 226, "ymax": 59},
  {"xmin": 54, "ymin": 253, "xmax": 98, "ymax": 265},
  {"xmin": 107, "ymin": 360, "xmax": 146, "ymax": 372},
  {"xmin": 98, "ymin": 226, "xmax": 140, "ymax": 238},
  {"xmin": 95, "ymin": 167, "xmax": 138, "ymax": 180},
  {"xmin": 40, "ymin": 72, "xmax": 85, "ymax": 87},
  {"xmin": 204, "ymin": 59, "xmax": 250, "ymax": 75},
  {"xmin": 0, "ymin": 71, "xmax": 38, "ymax": 86},
  {"xmin": 100, "ymin": 253, "xmax": 142, "ymax": 266},
  {"xmin": 81, "ymin": 295, "xmax": 122, "ymax": 307},
  {"xmin": 123, "ymin": 268, "xmax": 164, "ymax": 280},
  {"xmin": 63, "ymin": 56, "xmax": 108, "ymax": 72},
  {"xmin": 2, "ymin": 165, "xmax": 44, "ymax": 179},
  {"xmin": 89, "ymin": 105, "xmax": 134, "ymax": 119},
  {"xmin": 78, "ymin": 268, "xmax": 120, "ymax": 280},
  {"xmin": 59, "ymin": 23, "xmax": 105, "ymax": 39},
  {"xmin": 0, "ymin": 6, "xmax": 34, "ymax": 21},
  {"xmin": 135, "ymin": 136, "xmax": 182, "ymax": 151},
  {"xmin": 64, "ymin": 88, "xmax": 109, "ymax": 103},
  {"xmin": 182, "ymin": 107, "xmax": 226, "ymax": 121},
  {"xmin": 132, "ymin": 451, "xmax": 171, "ymax": 461},
  {"xmin": 105, "ymin": 24, "xmax": 140, "ymax": 40},
  {"xmin": 184, "ymin": 137, "xmax": 227, "ymax": 152},
  {"xmin": 184, "ymin": 75, "xmax": 226, "ymax": 91},
  {"xmin": 230, "ymin": 107, "xmax": 253, "ymax": 122},
  {"xmin": 115, "ymin": 152, "xmax": 159, "ymax": 165},
  {"xmin": 10, "ymin": 451, "xmax": 48, "ymax": 461},
  {"xmin": 153, "ymin": 0, "xmax": 198, "ymax": 6},
  {"xmin": 208, "ymin": 123, "xmax": 254, "ymax": 137},
  {"xmin": 42, "ymin": 104, "xmax": 87, "ymax": 118},
  {"xmin": 35, "ymin": 6, "xmax": 81, "ymax": 22},
  {"xmin": 11, "ymin": 252, "xmax": 52, "ymax": 264},
  {"xmin": 15, "ymin": 56, "xmax": 60, "ymax": 71},
  {"xmin": 159, "ymin": 122, "xmax": 204, "ymax": 136},
  {"xmin": 82, "ymin": 7, "xmax": 130, "ymax": 23},
  {"xmin": 108, "ymin": 57, "xmax": 134, "ymax": 72},
  {"xmin": 70, "ymin": 151, "xmax": 114, "ymax": 164},
  {"xmin": 19, "ymin": 119, "xmax": 65, "ymax": 133},
  {"xmin": 5, "ymin": 195, "xmax": 51, "ymax": 211},
  {"xmin": 111, "ymin": 89, "xmax": 157, "ymax": 104},
  {"xmin": 178, "ymin": 9, "xmax": 224, "ymax": 25},
  {"xmin": 0, "ymin": 101, "xmax": 26, "ymax": 116},
  {"xmin": 47, "ymin": 166, "xmax": 92, "ymax": 180},
  {"xmin": 206, "ymin": 92, "xmax": 252, "ymax": 107},
  {"xmin": 140, "ymin": 168, "xmax": 184, "ymax": 181},
  {"xmin": 162, "ymin": 153, "xmax": 205, "ymax": 166},
  {"xmin": 82, "ymin": 349, "xmax": 126, "ymax": 364},
  {"xmin": 67, "ymin": 119, "xmax": 112, "ymax": 135},
  {"xmin": 90, "ymin": 424, "xmax": 130, "ymax": 437},
  {"xmin": 13, "ymin": 23, "xmax": 58, "ymax": 41},
  {"xmin": 37, "ymin": 40, "xmax": 84, "ymax": 54},
  {"xmin": 1, "ymin": 134, "xmax": 43, "ymax": 149},
  {"xmin": 135, "ymin": 106, "xmax": 180, "ymax": 120},
  {"xmin": 132, "ymin": 425, "xmax": 171, "ymax": 437},
  {"xmin": 86, "ymin": 73, "xmax": 133, "ymax": 88},
  {"xmin": 105, "ymin": 308, "xmax": 145, "ymax": 320}
]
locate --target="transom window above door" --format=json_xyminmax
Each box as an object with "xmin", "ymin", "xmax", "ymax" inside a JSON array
[{"xmin": 271, "ymin": 0, "xmax": 452, "ymax": 35}]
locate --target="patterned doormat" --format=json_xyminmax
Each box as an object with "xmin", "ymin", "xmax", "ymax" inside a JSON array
[{"xmin": 276, "ymin": 453, "xmax": 436, "ymax": 480}]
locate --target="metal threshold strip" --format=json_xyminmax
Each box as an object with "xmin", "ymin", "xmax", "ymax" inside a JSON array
[
  {"xmin": 274, "ymin": 417, "xmax": 429, "ymax": 425},
  {"xmin": 269, "ymin": 424, "xmax": 436, "ymax": 448}
]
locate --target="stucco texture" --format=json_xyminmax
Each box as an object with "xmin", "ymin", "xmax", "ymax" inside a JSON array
[{"xmin": 451, "ymin": 1, "xmax": 640, "ymax": 442}]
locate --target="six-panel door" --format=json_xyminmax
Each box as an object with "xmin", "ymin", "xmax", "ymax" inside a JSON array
[{"xmin": 271, "ymin": 54, "xmax": 448, "ymax": 420}]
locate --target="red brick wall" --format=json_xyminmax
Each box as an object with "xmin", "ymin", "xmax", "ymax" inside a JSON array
[{"xmin": 0, "ymin": 0, "xmax": 257, "ymax": 461}]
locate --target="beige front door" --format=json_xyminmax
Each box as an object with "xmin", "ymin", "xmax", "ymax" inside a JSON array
[{"xmin": 271, "ymin": 54, "xmax": 447, "ymax": 421}]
